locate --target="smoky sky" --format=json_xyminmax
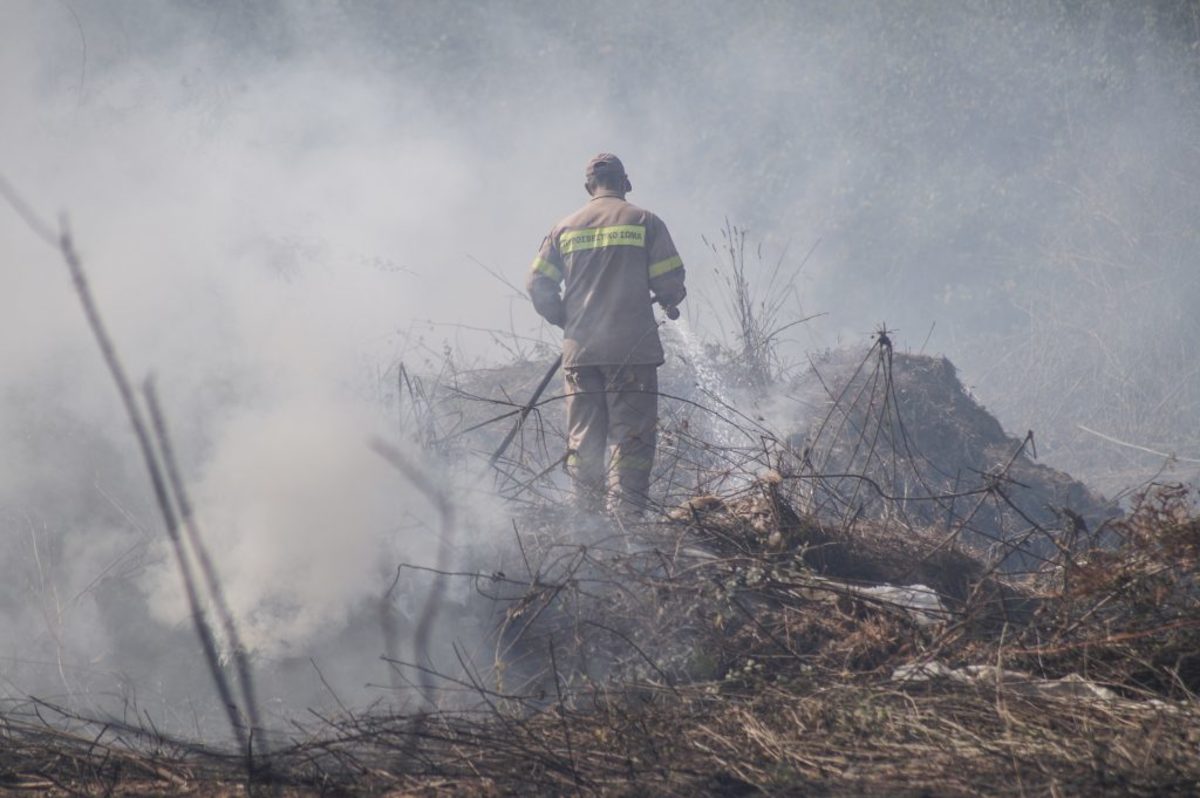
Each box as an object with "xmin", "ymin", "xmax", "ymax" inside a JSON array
[{"xmin": 2, "ymin": 0, "xmax": 1198, "ymax": 719}]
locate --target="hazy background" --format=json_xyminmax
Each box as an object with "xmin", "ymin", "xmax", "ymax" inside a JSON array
[{"xmin": 2, "ymin": 0, "xmax": 1198, "ymax": 728}]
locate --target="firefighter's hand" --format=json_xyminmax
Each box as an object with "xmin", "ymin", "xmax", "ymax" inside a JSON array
[{"xmin": 654, "ymin": 296, "xmax": 681, "ymax": 320}]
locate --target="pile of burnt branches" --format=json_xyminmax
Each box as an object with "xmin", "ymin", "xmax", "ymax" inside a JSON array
[
  {"xmin": 282, "ymin": 481, "xmax": 1197, "ymax": 796},
  {"xmin": 278, "ymin": 490, "xmax": 1200, "ymax": 793},
  {"xmin": 1004, "ymin": 483, "xmax": 1200, "ymax": 697}
]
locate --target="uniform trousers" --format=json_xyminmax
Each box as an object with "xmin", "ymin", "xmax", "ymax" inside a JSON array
[{"xmin": 563, "ymin": 364, "xmax": 658, "ymax": 513}]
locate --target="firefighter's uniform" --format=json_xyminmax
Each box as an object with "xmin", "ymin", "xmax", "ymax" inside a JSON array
[{"xmin": 526, "ymin": 154, "xmax": 686, "ymax": 513}]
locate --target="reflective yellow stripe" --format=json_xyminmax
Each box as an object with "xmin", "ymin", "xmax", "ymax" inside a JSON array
[
  {"xmin": 559, "ymin": 224, "xmax": 646, "ymax": 255},
  {"xmin": 648, "ymin": 255, "xmax": 683, "ymax": 279},
  {"xmin": 530, "ymin": 255, "xmax": 562, "ymax": 282}
]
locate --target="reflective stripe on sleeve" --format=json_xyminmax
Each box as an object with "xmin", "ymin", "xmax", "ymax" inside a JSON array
[
  {"xmin": 648, "ymin": 255, "xmax": 683, "ymax": 278},
  {"xmin": 559, "ymin": 224, "xmax": 646, "ymax": 255},
  {"xmin": 531, "ymin": 255, "xmax": 563, "ymax": 282}
]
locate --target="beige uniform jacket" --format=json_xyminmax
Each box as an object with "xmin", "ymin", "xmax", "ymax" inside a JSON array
[{"xmin": 527, "ymin": 189, "xmax": 686, "ymax": 368}]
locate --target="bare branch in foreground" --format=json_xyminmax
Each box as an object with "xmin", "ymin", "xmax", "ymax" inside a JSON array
[
  {"xmin": 369, "ymin": 438, "xmax": 456, "ymax": 711},
  {"xmin": 0, "ymin": 180, "xmax": 251, "ymax": 764}
]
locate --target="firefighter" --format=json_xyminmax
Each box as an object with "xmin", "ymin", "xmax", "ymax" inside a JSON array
[{"xmin": 526, "ymin": 153, "xmax": 687, "ymax": 514}]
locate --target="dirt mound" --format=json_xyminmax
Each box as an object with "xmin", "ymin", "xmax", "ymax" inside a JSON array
[{"xmin": 785, "ymin": 343, "xmax": 1119, "ymax": 570}]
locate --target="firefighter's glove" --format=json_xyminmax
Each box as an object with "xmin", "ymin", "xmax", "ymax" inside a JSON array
[{"xmin": 654, "ymin": 285, "xmax": 686, "ymax": 310}]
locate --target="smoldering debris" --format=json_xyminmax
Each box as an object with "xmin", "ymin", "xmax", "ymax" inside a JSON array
[
  {"xmin": 1, "ymin": 277, "xmax": 1197, "ymax": 793},
  {"xmin": 3, "ymin": 478, "xmax": 1198, "ymax": 795}
]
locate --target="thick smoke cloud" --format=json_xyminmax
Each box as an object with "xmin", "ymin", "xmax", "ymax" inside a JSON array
[{"xmin": 2, "ymin": 0, "xmax": 1198, "ymax": 723}]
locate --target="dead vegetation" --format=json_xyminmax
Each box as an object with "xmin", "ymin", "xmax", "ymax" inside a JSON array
[
  {"xmin": 3, "ymin": 477, "xmax": 1197, "ymax": 796},
  {"xmin": 5, "ymin": 333, "xmax": 1200, "ymax": 795},
  {"xmin": 0, "ymin": 197, "xmax": 1195, "ymax": 795},
  {"xmin": 2, "ymin": 322, "xmax": 1195, "ymax": 795}
]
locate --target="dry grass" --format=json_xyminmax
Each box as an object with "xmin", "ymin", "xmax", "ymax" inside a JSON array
[{"xmin": 4, "ymin": 482, "xmax": 1198, "ymax": 796}]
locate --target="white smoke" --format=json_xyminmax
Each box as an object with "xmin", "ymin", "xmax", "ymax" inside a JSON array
[{"xmin": 2, "ymin": 0, "xmax": 1197, "ymax": 720}]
